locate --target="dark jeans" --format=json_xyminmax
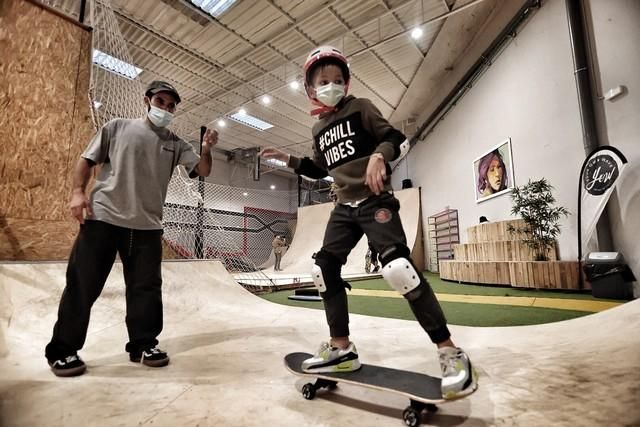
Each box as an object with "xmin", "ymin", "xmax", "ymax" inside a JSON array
[
  {"xmin": 320, "ymin": 192, "xmax": 450, "ymax": 343},
  {"xmin": 45, "ymin": 220, "xmax": 163, "ymax": 361}
]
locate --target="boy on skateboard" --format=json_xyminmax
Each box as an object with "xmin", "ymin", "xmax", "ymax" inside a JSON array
[{"xmin": 261, "ymin": 46, "xmax": 477, "ymax": 399}]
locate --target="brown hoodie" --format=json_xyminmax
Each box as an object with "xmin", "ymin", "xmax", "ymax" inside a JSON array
[{"xmin": 288, "ymin": 95, "xmax": 407, "ymax": 203}]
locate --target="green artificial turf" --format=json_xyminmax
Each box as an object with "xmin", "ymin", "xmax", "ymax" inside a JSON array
[
  {"xmin": 348, "ymin": 272, "xmax": 624, "ymax": 302},
  {"xmin": 259, "ymin": 290, "xmax": 592, "ymax": 327}
]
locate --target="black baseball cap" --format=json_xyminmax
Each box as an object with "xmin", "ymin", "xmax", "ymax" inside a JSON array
[{"xmin": 145, "ymin": 80, "xmax": 181, "ymax": 103}]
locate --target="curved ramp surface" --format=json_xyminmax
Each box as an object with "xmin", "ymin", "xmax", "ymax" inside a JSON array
[
  {"xmin": 279, "ymin": 188, "xmax": 421, "ymax": 275},
  {"xmin": 1, "ymin": 260, "xmax": 639, "ymax": 427}
]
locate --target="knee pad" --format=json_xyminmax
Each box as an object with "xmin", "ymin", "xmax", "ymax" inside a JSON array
[
  {"xmin": 311, "ymin": 263, "xmax": 327, "ymax": 293},
  {"xmin": 311, "ymin": 250, "xmax": 350, "ymax": 298},
  {"xmin": 380, "ymin": 245, "xmax": 421, "ymax": 296}
]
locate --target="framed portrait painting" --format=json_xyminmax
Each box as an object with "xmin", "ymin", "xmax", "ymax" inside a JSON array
[{"xmin": 473, "ymin": 138, "xmax": 515, "ymax": 203}]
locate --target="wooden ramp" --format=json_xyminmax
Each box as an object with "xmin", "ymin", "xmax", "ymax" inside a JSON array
[
  {"xmin": 1, "ymin": 260, "xmax": 639, "ymax": 426},
  {"xmin": 279, "ymin": 188, "xmax": 424, "ymax": 275},
  {"xmin": 440, "ymin": 220, "xmax": 583, "ymax": 290}
]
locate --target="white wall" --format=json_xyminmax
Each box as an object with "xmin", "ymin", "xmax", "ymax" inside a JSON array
[
  {"xmin": 587, "ymin": 0, "xmax": 640, "ymax": 295},
  {"xmin": 206, "ymin": 155, "xmax": 296, "ymax": 192},
  {"xmin": 394, "ymin": 0, "xmax": 587, "ymax": 261}
]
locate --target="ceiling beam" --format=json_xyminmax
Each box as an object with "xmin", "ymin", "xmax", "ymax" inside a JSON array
[
  {"xmin": 378, "ymin": 0, "xmax": 426, "ymax": 57},
  {"xmin": 326, "ymin": 6, "xmax": 408, "ymax": 88}
]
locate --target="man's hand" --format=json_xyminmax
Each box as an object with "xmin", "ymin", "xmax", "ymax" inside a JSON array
[
  {"xmin": 365, "ymin": 153, "xmax": 386, "ymax": 195},
  {"xmin": 259, "ymin": 147, "xmax": 289, "ymax": 163},
  {"xmin": 69, "ymin": 189, "xmax": 92, "ymax": 224},
  {"xmin": 202, "ymin": 128, "xmax": 218, "ymax": 152}
]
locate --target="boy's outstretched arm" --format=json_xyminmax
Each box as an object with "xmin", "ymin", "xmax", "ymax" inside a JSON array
[{"xmin": 260, "ymin": 147, "xmax": 328, "ymax": 179}]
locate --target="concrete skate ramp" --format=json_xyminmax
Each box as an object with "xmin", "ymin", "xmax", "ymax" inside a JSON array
[
  {"xmin": 279, "ymin": 188, "xmax": 421, "ymax": 275},
  {"xmin": 0, "ymin": 280, "xmax": 10, "ymax": 357},
  {"xmin": 1, "ymin": 260, "xmax": 639, "ymax": 426}
]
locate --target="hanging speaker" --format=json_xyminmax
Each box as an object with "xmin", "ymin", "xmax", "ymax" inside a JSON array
[{"xmin": 402, "ymin": 179, "xmax": 413, "ymax": 189}]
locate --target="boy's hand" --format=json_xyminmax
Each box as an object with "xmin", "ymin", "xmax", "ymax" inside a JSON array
[
  {"xmin": 365, "ymin": 153, "xmax": 386, "ymax": 195},
  {"xmin": 260, "ymin": 147, "xmax": 290, "ymax": 163}
]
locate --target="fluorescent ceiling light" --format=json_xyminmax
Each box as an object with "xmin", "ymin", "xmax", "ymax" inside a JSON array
[
  {"xmin": 265, "ymin": 158, "xmax": 287, "ymax": 168},
  {"xmin": 270, "ymin": 184, "xmax": 276, "ymax": 190},
  {"xmin": 261, "ymin": 95, "xmax": 271, "ymax": 105},
  {"xmin": 92, "ymin": 49, "xmax": 142, "ymax": 80},
  {"xmin": 190, "ymin": 0, "xmax": 237, "ymax": 18},
  {"xmin": 230, "ymin": 111, "xmax": 273, "ymax": 131},
  {"xmin": 411, "ymin": 27, "xmax": 423, "ymax": 40}
]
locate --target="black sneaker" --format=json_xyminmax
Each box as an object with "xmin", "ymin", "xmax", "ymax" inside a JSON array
[
  {"xmin": 48, "ymin": 354, "xmax": 87, "ymax": 377},
  {"xmin": 129, "ymin": 347, "xmax": 170, "ymax": 367}
]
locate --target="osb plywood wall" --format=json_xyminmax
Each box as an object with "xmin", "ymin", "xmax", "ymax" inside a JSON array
[{"xmin": 0, "ymin": 0, "xmax": 95, "ymax": 260}]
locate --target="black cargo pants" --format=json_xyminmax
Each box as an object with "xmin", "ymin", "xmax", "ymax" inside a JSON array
[
  {"xmin": 45, "ymin": 220, "xmax": 164, "ymax": 361},
  {"xmin": 316, "ymin": 192, "xmax": 450, "ymax": 343}
]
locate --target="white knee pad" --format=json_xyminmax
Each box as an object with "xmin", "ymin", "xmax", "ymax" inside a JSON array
[
  {"xmin": 382, "ymin": 257, "xmax": 421, "ymax": 295},
  {"xmin": 311, "ymin": 263, "xmax": 327, "ymax": 293}
]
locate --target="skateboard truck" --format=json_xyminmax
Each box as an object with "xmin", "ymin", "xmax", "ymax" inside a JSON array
[
  {"xmin": 301, "ymin": 378, "xmax": 338, "ymax": 400},
  {"xmin": 402, "ymin": 400, "xmax": 438, "ymax": 427}
]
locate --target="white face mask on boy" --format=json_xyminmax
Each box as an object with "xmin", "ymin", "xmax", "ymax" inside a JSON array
[
  {"xmin": 147, "ymin": 105, "xmax": 174, "ymax": 127},
  {"xmin": 315, "ymin": 83, "xmax": 345, "ymax": 107}
]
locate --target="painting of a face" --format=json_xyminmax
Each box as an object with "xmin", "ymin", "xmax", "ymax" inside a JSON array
[
  {"xmin": 473, "ymin": 139, "xmax": 515, "ymax": 203},
  {"xmin": 487, "ymin": 157, "xmax": 504, "ymax": 192}
]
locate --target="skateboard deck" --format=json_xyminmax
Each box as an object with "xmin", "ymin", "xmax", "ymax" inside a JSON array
[{"xmin": 285, "ymin": 352, "xmax": 473, "ymax": 426}]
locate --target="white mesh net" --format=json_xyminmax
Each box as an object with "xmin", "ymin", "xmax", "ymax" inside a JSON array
[
  {"xmin": 163, "ymin": 172, "xmax": 298, "ymax": 288},
  {"xmin": 39, "ymin": 0, "xmax": 299, "ymax": 290},
  {"xmin": 88, "ymin": 0, "xmax": 146, "ymax": 128}
]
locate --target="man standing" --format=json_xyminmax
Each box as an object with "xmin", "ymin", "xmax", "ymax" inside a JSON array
[
  {"xmin": 45, "ymin": 81, "xmax": 218, "ymax": 377},
  {"xmin": 272, "ymin": 235, "xmax": 286, "ymax": 271}
]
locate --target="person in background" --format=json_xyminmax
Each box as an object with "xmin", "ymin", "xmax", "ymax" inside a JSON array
[
  {"xmin": 272, "ymin": 235, "xmax": 287, "ymax": 271},
  {"xmin": 365, "ymin": 243, "xmax": 380, "ymax": 273}
]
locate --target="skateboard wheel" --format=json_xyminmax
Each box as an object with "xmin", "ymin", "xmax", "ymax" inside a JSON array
[
  {"xmin": 402, "ymin": 406, "xmax": 421, "ymax": 427},
  {"xmin": 302, "ymin": 383, "xmax": 316, "ymax": 400}
]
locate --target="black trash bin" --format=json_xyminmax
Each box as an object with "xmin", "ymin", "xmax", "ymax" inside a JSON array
[{"xmin": 583, "ymin": 252, "xmax": 636, "ymax": 300}]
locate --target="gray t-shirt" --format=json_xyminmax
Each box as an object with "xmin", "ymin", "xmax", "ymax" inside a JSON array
[{"xmin": 82, "ymin": 118, "xmax": 200, "ymax": 230}]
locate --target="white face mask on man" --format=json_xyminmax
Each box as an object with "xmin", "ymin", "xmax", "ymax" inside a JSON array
[
  {"xmin": 315, "ymin": 83, "xmax": 345, "ymax": 107},
  {"xmin": 147, "ymin": 105, "xmax": 174, "ymax": 128}
]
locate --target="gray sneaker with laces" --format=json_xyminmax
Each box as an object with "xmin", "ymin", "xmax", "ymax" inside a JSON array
[
  {"xmin": 438, "ymin": 346, "xmax": 478, "ymax": 399},
  {"xmin": 301, "ymin": 341, "xmax": 361, "ymax": 373}
]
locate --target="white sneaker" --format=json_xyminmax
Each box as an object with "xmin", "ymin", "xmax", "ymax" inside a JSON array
[
  {"xmin": 302, "ymin": 341, "xmax": 361, "ymax": 373},
  {"xmin": 438, "ymin": 346, "xmax": 478, "ymax": 399}
]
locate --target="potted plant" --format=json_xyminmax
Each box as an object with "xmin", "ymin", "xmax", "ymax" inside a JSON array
[{"xmin": 507, "ymin": 178, "xmax": 570, "ymax": 261}]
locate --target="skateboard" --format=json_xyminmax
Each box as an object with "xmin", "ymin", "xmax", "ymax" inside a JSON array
[{"xmin": 285, "ymin": 352, "xmax": 474, "ymax": 427}]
